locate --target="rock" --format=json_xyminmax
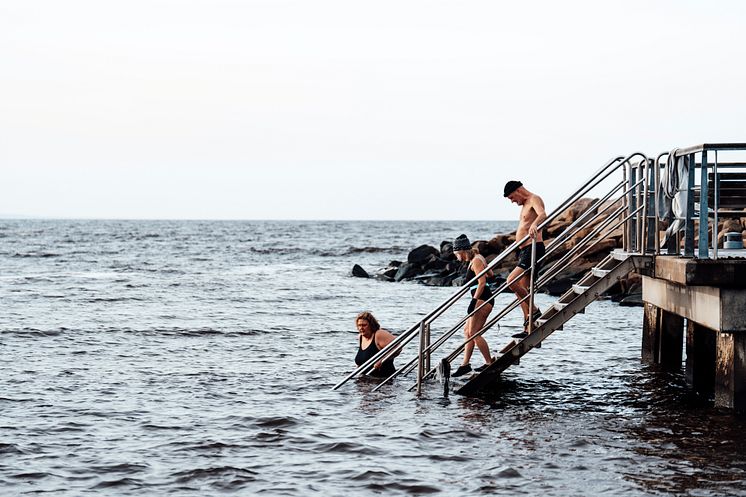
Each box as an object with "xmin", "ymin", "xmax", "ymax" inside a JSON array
[
  {"xmin": 351, "ymin": 264, "xmax": 369, "ymax": 278},
  {"xmin": 380, "ymin": 266, "xmax": 398, "ymax": 279},
  {"xmin": 582, "ymin": 238, "xmax": 619, "ymax": 258},
  {"xmin": 422, "ymin": 254, "xmax": 449, "ymax": 271},
  {"xmin": 542, "ymin": 259, "xmax": 597, "ymax": 296},
  {"xmin": 394, "ymin": 262, "xmax": 419, "ymax": 282},
  {"xmin": 488, "ymin": 234, "xmax": 515, "ymax": 253},
  {"xmin": 377, "ymin": 196, "xmax": 637, "ymax": 309},
  {"xmin": 422, "ymin": 274, "xmax": 457, "ymax": 286},
  {"xmin": 407, "ymin": 245, "xmax": 440, "ymax": 265},
  {"xmin": 440, "ymin": 241, "xmax": 454, "ymax": 259},
  {"xmin": 619, "ymin": 292, "xmax": 643, "ymax": 307}
]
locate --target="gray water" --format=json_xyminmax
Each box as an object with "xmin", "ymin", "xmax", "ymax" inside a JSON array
[{"xmin": 2, "ymin": 220, "xmax": 745, "ymax": 496}]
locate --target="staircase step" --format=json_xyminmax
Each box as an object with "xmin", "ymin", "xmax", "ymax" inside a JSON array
[
  {"xmin": 553, "ymin": 302, "xmax": 568, "ymax": 311},
  {"xmin": 591, "ymin": 267, "xmax": 611, "ymax": 278},
  {"xmin": 611, "ymin": 251, "xmax": 629, "ymax": 261},
  {"xmin": 572, "ymin": 284, "xmax": 589, "ymax": 294}
]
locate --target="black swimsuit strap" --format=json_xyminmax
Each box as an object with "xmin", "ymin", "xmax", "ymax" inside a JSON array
[{"xmin": 360, "ymin": 330, "xmax": 377, "ymax": 350}]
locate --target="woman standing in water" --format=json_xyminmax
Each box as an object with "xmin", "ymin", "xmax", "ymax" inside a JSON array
[
  {"xmin": 354, "ymin": 311, "xmax": 398, "ymax": 378},
  {"xmin": 452, "ymin": 234, "xmax": 494, "ymax": 377}
]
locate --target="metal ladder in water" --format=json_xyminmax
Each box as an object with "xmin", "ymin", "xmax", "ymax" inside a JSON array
[{"xmin": 332, "ymin": 151, "xmax": 659, "ymax": 397}]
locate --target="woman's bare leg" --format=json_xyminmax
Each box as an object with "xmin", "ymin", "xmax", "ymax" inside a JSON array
[
  {"xmin": 462, "ymin": 320, "xmax": 475, "ymax": 366},
  {"xmin": 469, "ymin": 301, "xmax": 493, "ymax": 363}
]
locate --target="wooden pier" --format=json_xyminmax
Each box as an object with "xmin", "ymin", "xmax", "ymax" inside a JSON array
[{"xmin": 642, "ymin": 255, "xmax": 746, "ymax": 410}]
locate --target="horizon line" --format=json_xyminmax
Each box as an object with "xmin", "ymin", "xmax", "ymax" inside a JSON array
[{"xmin": 0, "ymin": 216, "xmax": 518, "ymax": 223}]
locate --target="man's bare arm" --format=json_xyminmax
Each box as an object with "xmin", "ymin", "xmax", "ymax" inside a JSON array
[{"xmin": 528, "ymin": 195, "xmax": 547, "ymax": 238}]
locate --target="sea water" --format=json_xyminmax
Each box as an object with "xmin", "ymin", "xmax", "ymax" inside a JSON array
[{"xmin": 2, "ymin": 220, "xmax": 745, "ymax": 496}]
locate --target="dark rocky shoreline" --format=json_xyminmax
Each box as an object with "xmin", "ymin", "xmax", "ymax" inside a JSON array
[{"xmin": 351, "ymin": 198, "xmax": 643, "ymax": 306}]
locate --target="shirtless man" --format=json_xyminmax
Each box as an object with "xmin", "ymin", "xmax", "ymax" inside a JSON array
[{"xmin": 503, "ymin": 180, "xmax": 547, "ymax": 339}]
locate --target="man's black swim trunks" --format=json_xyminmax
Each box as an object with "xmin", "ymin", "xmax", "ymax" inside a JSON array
[{"xmin": 517, "ymin": 242, "xmax": 545, "ymax": 271}]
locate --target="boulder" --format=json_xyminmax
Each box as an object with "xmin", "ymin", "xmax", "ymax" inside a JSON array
[
  {"xmin": 394, "ymin": 262, "xmax": 419, "ymax": 282},
  {"xmin": 407, "ymin": 245, "xmax": 440, "ymax": 265},
  {"xmin": 380, "ymin": 266, "xmax": 398, "ymax": 279},
  {"xmin": 488, "ymin": 234, "xmax": 515, "ymax": 253},
  {"xmin": 351, "ymin": 264, "xmax": 369, "ymax": 278},
  {"xmin": 473, "ymin": 240, "xmax": 493, "ymax": 256},
  {"xmin": 440, "ymin": 241, "xmax": 455, "ymax": 259},
  {"xmin": 619, "ymin": 292, "xmax": 643, "ymax": 307},
  {"xmin": 422, "ymin": 254, "xmax": 449, "ymax": 271}
]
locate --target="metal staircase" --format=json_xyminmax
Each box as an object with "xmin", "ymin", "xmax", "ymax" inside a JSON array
[
  {"xmin": 455, "ymin": 251, "xmax": 652, "ymax": 395},
  {"xmin": 332, "ymin": 150, "xmax": 663, "ymax": 397}
]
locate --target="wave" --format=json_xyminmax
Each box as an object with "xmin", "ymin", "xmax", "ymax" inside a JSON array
[
  {"xmin": 247, "ymin": 245, "xmax": 407, "ymax": 256},
  {"xmin": 171, "ymin": 466, "xmax": 258, "ymax": 489},
  {"xmin": 11, "ymin": 252, "xmax": 60, "ymax": 258}
]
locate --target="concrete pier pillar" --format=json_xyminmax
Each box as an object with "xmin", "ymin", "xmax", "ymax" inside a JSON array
[
  {"xmin": 714, "ymin": 332, "xmax": 746, "ymax": 411},
  {"xmin": 685, "ymin": 321, "xmax": 716, "ymax": 399},
  {"xmin": 642, "ymin": 303, "xmax": 659, "ymax": 364},
  {"xmin": 660, "ymin": 310, "xmax": 684, "ymax": 370},
  {"xmin": 642, "ymin": 303, "xmax": 684, "ymax": 370}
]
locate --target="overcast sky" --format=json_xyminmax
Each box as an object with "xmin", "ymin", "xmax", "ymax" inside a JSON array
[{"xmin": 1, "ymin": 0, "xmax": 745, "ymax": 220}]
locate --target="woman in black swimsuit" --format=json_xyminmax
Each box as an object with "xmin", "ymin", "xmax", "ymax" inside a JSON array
[
  {"xmin": 354, "ymin": 311, "xmax": 398, "ymax": 378},
  {"xmin": 452, "ymin": 234, "xmax": 494, "ymax": 377}
]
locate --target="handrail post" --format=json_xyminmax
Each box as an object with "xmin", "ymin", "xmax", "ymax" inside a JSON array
[
  {"xmin": 622, "ymin": 164, "xmax": 628, "ymax": 252},
  {"xmin": 654, "ymin": 153, "xmax": 666, "ymax": 254},
  {"xmin": 416, "ymin": 321, "xmax": 425, "ymax": 397},
  {"xmin": 424, "ymin": 321, "xmax": 431, "ymax": 372},
  {"xmin": 636, "ymin": 160, "xmax": 643, "ymax": 253},
  {"xmin": 627, "ymin": 161, "xmax": 637, "ymax": 252},
  {"xmin": 684, "ymin": 153, "xmax": 696, "ymax": 256},
  {"xmin": 641, "ymin": 158, "xmax": 653, "ymax": 254},
  {"xmin": 698, "ymin": 151, "xmax": 710, "ymax": 258},
  {"xmin": 713, "ymin": 150, "xmax": 719, "ymax": 260},
  {"xmin": 528, "ymin": 238, "xmax": 538, "ymax": 334}
]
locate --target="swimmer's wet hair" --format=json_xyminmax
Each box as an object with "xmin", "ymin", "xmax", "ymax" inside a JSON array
[{"xmin": 356, "ymin": 311, "xmax": 380, "ymax": 331}]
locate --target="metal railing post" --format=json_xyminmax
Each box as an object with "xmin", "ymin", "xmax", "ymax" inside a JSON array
[
  {"xmin": 627, "ymin": 161, "xmax": 637, "ymax": 252},
  {"xmin": 642, "ymin": 158, "xmax": 654, "ymax": 254},
  {"xmin": 684, "ymin": 153, "xmax": 696, "ymax": 256},
  {"xmin": 528, "ymin": 238, "xmax": 538, "ymax": 334},
  {"xmin": 654, "ymin": 153, "xmax": 667, "ymax": 254},
  {"xmin": 698, "ymin": 151, "xmax": 710, "ymax": 258},
  {"xmin": 713, "ymin": 150, "xmax": 719, "ymax": 260},
  {"xmin": 622, "ymin": 164, "xmax": 628, "ymax": 252},
  {"xmin": 424, "ymin": 321, "xmax": 431, "ymax": 372},
  {"xmin": 416, "ymin": 321, "xmax": 425, "ymax": 397}
]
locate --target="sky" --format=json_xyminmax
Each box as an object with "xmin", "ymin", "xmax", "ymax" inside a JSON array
[{"xmin": 1, "ymin": 0, "xmax": 746, "ymax": 220}]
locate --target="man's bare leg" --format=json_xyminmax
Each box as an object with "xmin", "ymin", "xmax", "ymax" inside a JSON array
[{"xmin": 508, "ymin": 266, "xmax": 531, "ymax": 319}]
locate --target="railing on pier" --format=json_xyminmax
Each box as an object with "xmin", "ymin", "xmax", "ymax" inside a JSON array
[
  {"xmin": 332, "ymin": 143, "xmax": 746, "ymax": 396},
  {"xmin": 655, "ymin": 144, "xmax": 746, "ymax": 260}
]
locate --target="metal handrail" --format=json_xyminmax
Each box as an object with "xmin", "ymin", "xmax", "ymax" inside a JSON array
[
  {"xmin": 337, "ymin": 143, "xmax": 745, "ymax": 397},
  {"xmin": 331, "ymin": 154, "xmax": 641, "ymax": 391},
  {"xmin": 665, "ymin": 144, "xmax": 746, "ymax": 258},
  {"xmin": 400, "ymin": 202, "xmax": 644, "ymax": 393}
]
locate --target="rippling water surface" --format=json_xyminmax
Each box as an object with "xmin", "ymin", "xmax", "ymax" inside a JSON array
[{"xmin": 2, "ymin": 220, "xmax": 746, "ymax": 496}]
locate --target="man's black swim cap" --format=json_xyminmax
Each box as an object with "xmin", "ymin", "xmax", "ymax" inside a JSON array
[{"xmin": 503, "ymin": 180, "xmax": 523, "ymax": 197}]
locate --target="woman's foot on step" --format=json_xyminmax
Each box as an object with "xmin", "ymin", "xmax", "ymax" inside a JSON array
[{"xmin": 452, "ymin": 364, "xmax": 472, "ymax": 377}]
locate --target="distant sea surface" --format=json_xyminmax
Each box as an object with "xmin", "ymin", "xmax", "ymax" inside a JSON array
[{"xmin": 2, "ymin": 220, "xmax": 745, "ymax": 496}]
